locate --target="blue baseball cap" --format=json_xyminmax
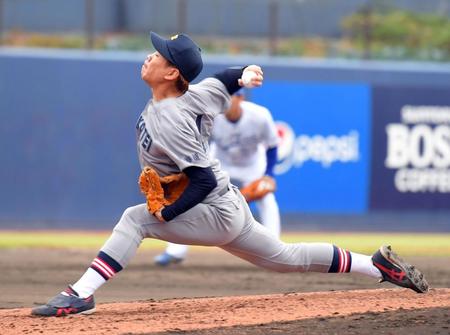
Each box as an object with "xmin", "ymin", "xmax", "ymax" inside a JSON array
[{"xmin": 150, "ymin": 32, "xmax": 203, "ymax": 82}]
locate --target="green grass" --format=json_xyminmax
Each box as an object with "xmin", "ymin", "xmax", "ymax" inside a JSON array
[
  {"xmin": 0, "ymin": 231, "xmax": 165, "ymax": 250},
  {"xmin": 0, "ymin": 231, "xmax": 449, "ymax": 256}
]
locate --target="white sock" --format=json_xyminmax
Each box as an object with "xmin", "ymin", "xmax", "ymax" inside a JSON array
[
  {"xmin": 72, "ymin": 268, "xmax": 106, "ymax": 298},
  {"xmin": 350, "ymin": 252, "xmax": 382, "ymax": 279},
  {"xmin": 166, "ymin": 243, "xmax": 189, "ymax": 259}
]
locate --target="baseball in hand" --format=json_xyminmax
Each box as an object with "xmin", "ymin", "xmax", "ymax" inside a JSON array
[{"xmin": 241, "ymin": 70, "xmax": 257, "ymax": 87}]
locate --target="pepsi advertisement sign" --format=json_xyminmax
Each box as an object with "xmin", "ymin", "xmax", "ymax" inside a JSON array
[
  {"xmin": 370, "ymin": 86, "xmax": 450, "ymax": 209},
  {"xmin": 252, "ymin": 81, "xmax": 371, "ymax": 213}
]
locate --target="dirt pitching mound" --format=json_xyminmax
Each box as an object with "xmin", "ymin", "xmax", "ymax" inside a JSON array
[{"xmin": 2, "ymin": 288, "xmax": 449, "ymax": 335}]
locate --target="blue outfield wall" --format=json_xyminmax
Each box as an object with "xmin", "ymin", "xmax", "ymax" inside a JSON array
[
  {"xmin": 0, "ymin": 52, "xmax": 149, "ymax": 225},
  {"xmin": 1, "ymin": 49, "xmax": 450, "ymax": 226}
]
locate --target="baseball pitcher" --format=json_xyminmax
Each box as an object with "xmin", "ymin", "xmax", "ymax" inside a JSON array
[{"xmin": 32, "ymin": 32, "xmax": 429, "ymax": 317}]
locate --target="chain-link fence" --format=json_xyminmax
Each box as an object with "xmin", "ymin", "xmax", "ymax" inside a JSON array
[{"xmin": 0, "ymin": 0, "xmax": 449, "ymax": 61}]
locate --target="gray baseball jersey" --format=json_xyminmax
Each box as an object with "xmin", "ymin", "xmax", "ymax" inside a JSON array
[
  {"xmin": 100, "ymin": 77, "xmax": 335, "ymax": 276},
  {"xmin": 136, "ymin": 78, "xmax": 230, "ymax": 202}
]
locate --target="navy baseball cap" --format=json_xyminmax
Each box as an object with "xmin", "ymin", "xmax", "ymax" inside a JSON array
[{"xmin": 150, "ymin": 32, "xmax": 203, "ymax": 82}]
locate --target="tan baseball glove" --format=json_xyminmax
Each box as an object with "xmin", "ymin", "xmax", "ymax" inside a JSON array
[
  {"xmin": 139, "ymin": 167, "xmax": 189, "ymax": 214},
  {"xmin": 240, "ymin": 176, "xmax": 276, "ymax": 203}
]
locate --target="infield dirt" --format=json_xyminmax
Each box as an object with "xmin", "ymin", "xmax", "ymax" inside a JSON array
[{"xmin": 1, "ymin": 248, "xmax": 449, "ymax": 334}]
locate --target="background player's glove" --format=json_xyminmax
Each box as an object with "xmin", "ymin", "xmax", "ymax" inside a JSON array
[
  {"xmin": 239, "ymin": 176, "xmax": 276, "ymax": 203},
  {"xmin": 139, "ymin": 167, "xmax": 189, "ymax": 214}
]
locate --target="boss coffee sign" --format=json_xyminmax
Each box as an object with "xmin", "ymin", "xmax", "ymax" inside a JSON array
[{"xmin": 370, "ymin": 86, "xmax": 450, "ymax": 209}]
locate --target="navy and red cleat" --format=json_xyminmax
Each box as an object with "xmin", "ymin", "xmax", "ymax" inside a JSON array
[
  {"xmin": 372, "ymin": 245, "xmax": 429, "ymax": 293},
  {"xmin": 31, "ymin": 285, "xmax": 95, "ymax": 317}
]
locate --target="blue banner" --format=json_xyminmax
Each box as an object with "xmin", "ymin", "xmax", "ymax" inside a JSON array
[
  {"xmin": 370, "ymin": 86, "xmax": 450, "ymax": 209},
  {"xmin": 251, "ymin": 81, "xmax": 371, "ymax": 213}
]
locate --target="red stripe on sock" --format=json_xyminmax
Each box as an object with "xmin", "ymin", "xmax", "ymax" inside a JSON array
[
  {"xmin": 93, "ymin": 258, "xmax": 115, "ymax": 277},
  {"xmin": 91, "ymin": 263, "xmax": 112, "ymax": 279}
]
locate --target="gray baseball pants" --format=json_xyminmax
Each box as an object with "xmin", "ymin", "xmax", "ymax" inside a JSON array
[{"xmin": 101, "ymin": 187, "xmax": 334, "ymax": 273}]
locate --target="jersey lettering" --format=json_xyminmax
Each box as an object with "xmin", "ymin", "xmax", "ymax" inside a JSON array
[
  {"xmin": 136, "ymin": 115, "xmax": 153, "ymax": 152},
  {"xmin": 184, "ymin": 152, "xmax": 201, "ymax": 163}
]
